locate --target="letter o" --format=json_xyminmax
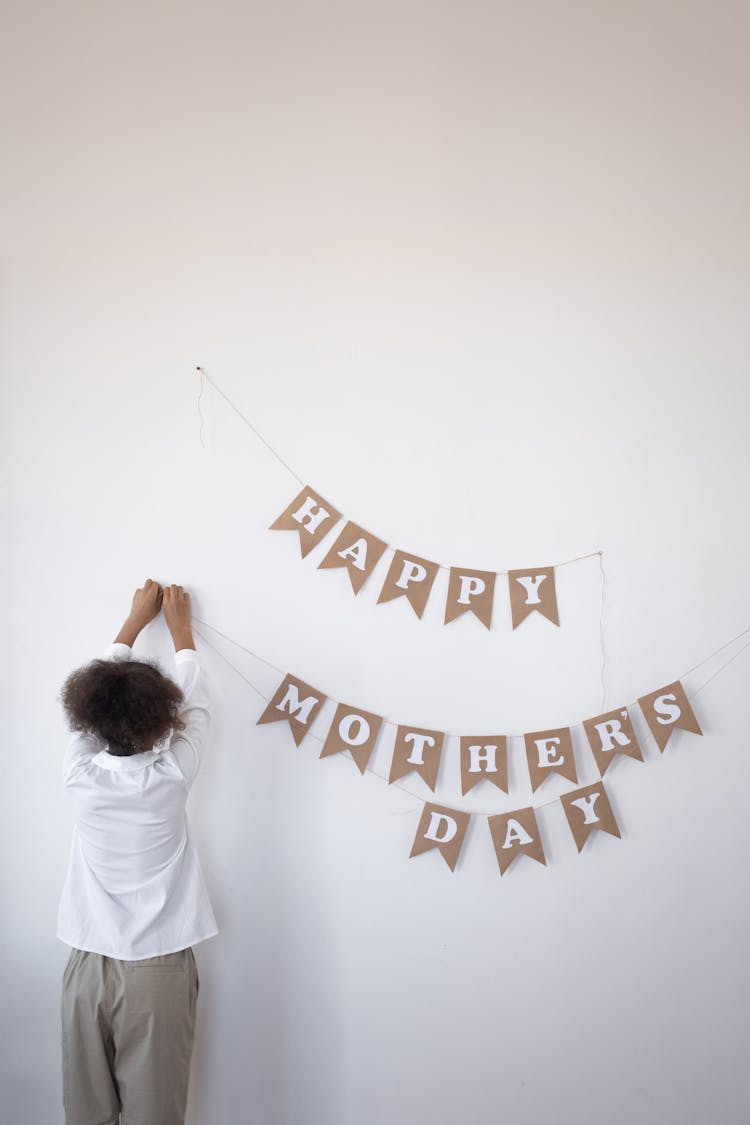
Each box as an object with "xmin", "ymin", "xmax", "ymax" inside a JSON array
[{"xmin": 338, "ymin": 713, "xmax": 371, "ymax": 747}]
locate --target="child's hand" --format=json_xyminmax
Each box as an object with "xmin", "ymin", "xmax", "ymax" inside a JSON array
[
  {"xmin": 128, "ymin": 579, "xmax": 163, "ymax": 628},
  {"xmin": 162, "ymin": 584, "xmax": 193, "ymax": 638}
]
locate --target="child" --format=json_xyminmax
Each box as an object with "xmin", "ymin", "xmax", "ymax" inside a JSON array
[{"xmin": 57, "ymin": 579, "xmax": 218, "ymax": 1125}]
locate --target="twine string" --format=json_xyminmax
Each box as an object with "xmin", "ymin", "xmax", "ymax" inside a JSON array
[
  {"xmin": 679, "ymin": 622, "xmax": 750, "ymax": 681},
  {"xmin": 598, "ymin": 551, "xmax": 608, "ymax": 712},
  {"xmin": 196, "ymin": 368, "xmax": 206, "ymax": 450},
  {"xmin": 691, "ymin": 633, "xmax": 750, "ymax": 696},
  {"xmin": 196, "ymin": 366, "xmax": 304, "ymax": 482}
]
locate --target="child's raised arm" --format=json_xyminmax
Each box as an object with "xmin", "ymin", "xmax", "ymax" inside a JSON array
[
  {"xmin": 163, "ymin": 584, "xmax": 196, "ymax": 652},
  {"xmin": 113, "ymin": 579, "xmax": 163, "ymax": 647}
]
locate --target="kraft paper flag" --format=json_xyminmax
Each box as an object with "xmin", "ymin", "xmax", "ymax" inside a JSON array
[
  {"xmin": 507, "ymin": 567, "xmax": 559, "ymax": 629},
  {"xmin": 524, "ymin": 727, "xmax": 578, "ymax": 792},
  {"xmin": 388, "ymin": 725, "xmax": 445, "ymax": 791},
  {"xmin": 560, "ymin": 782, "xmax": 621, "ymax": 852},
  {"xmin": 409, "ymin": 802, "xmax": 471, "ymax": 872},
  {"xmin": 582, "ymin": 707, "xmax": 644, "ymax": 775},
  {"xmin": 318, "ymin": 520, "xmax": 388, "ymax": 594},
  {"xmin": 257, "ymin": 673, "xmax": 327, "ymax": 747},
  {"xmin": 637, "ymin": 680, "xmax": 703, "ymax": 752},
  {"xmin": 376, "ymin": 549, "xmax": 440, "ymax": 619},
  {"xmin": 459, "ymin": 735, "xmax": 509, "ymax": 795},
  {"xmin": 320, "ymin": 702, "xmax": 384, "ymax": 775},
  {"xmin": 444, "ymin": 567, "xmax": 496, "ymax": 629},
  {"xmin": 487, "ymin": 807, "xmax": 546, "ymax": 875},
  {"xmin": 269, "ymin": 486, "xmax": 342, "ymax": 558}
]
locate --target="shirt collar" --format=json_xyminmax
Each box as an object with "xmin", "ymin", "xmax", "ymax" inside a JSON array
[{"xmin": 91, "ymin": 749, "xmax": 160, "ymax": 772}]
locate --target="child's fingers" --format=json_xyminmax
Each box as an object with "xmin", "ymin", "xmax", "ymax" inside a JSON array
[{"xmin": 163, "ymin": 584, "xmax": 188, "ymax": 601}]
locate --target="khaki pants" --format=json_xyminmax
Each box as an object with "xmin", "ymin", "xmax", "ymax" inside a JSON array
[{"xmin": 61, "ymin": 947, "xmax": 199, "ymax": 1125}]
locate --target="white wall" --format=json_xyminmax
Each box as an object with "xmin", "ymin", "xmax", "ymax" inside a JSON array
[{"xmin": 3, "ymin": 3, "xmax": 749, "ymax": 1123}]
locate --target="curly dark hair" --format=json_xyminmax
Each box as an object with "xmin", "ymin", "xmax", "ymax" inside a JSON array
[{"xmin": 60, "ymin": 658, "xmax": 187, "ymax": 756}]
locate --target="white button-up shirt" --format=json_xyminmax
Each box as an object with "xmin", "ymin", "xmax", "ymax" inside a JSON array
[{"xmin": 57, "ymin": 642, "xmax": 219, "ymax": 960}]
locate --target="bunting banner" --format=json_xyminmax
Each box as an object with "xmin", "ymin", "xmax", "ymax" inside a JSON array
[
  {"xmin": 318, "ymin": 520, "xmax": 388, "ymax": 594},
  {"xmin": 444, "ymin": 567, "xmax": 496, "ymax": 629},
  {"xmin": 524, "ymin": 727, "xmax": 578, "ymax": 792},
  {"xmin": 195, "ymin": 370, "xmax": 600, "ymax": 634},
  {"xmin": 559, "ymin": 782, "xmax": 621, "ymax": 852},
  {"xmin": 269, "ymin": 484, "xmax": 575, "ymax": 630},
  {"xmin": 508, "ymin": 567, "xmax": 559, "ymax": 628},
  {"xmin": 377, "ymin": 550, "xmax": 440, "ymax": 618},
  {"xmin": 320, "ymin": 703, "xmax": 384, "ymax": 775},
  {"xmin": 636, "ymin": 681, "xmax": 703, "ymax": 752},
  {"xmin": 268, "ymin": 487, "xmax": 342, "ymax": 558},
  {"xmin": 460, "ymin": 736, "xmax": 508, "ymax": 796},
  {"xmin": 256, "ymin": 673, "xmax": 328, "ymax": 746},
  {"xmin": 487, "ymin": 806, "xmax": 547, "ymax": 875},
  {"xmin": 253, "ymin": 666, "xmax": 704, "ymax": 874},
  {"xmin": 582, "ymin": 708, "xmax": 644, "ymax": 774},
  {"xmin": 192, "ymin": 368, "xmax": 734, "ymax": 878},
  {"xmin": 409, "ymin": 803, "xmax": 471, "ymax": 872},
  {"xmin": 388, "ymin": 725, "xmax": 445, "ymax": 790}
]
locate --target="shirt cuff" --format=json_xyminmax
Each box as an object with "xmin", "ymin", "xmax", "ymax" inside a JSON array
[
  {"xmin": 174, "ymin": 648, "xmax": 199, "ymax": 665},
  {"xmin": 104, "ymin": 642, "xmax": 133, "ymax": 660}
]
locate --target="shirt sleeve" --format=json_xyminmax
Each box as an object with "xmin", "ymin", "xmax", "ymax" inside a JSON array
[
  {"xmin": 62, "ymin": 642, "xmax": 135, "ymax": 781},
  {"xmin": 167, "ymin": 649, "xmax": 211, "ymax": 788}
]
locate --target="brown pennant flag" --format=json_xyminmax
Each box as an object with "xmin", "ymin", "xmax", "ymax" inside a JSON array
[
  {"xmin": 582, "ymin": 707, "xmax": 644, "ymax": 776},
  {"xmin": 269, "ymin": 486, "xmax": 342, "ymax": 558},
  {"xmin": 560, "ymin": 781, "xmax": 621, "ymax": 852},
  {"xmin": 317, "ymin": 520, "xmax": 388, "ymax": 594},
  {"xmin": 376, "ymin": 549, "xmax": 440, "ymax": 619},
  {"xmin": 487, "ymin": 806, "xmax": 546, "ymax": 875},
  {"xmin": 388, "ymin": 725, "xmax": 445, "ymax": 791},
  {"xmin": 524, "ymin": 727, "xmax": 578, "ymax": 793},
  {"xmin": 637, "ymin": 680, "xmax": 703, "ymax": 752},
  {"xmin": 459, "ymin": 736, "xmax": 508, "ymax": 796},
  {"xmin": 320, "ymin": 702, "xmax": 384, "ymax": 775},
  {"xmin": 444, "ymin": 567, "xmax": 496, "ymax": 629},
  {"xmin": 409, "ymin": 802, "xmax": 471, "ymax": 872},
  {"xmin": 257, "ymin": 673, "xmax": 327, "ymax": 747},
  {"xmin": 507, "ymin": 567, "xmax": 559, "ymax": 629}
]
